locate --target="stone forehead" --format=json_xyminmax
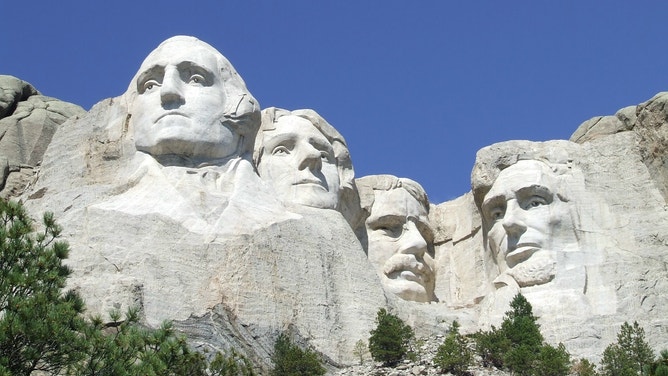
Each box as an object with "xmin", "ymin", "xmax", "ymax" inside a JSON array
[
  {"xmin": 471, "ymin": 140, "xmax": 580, "ymax": 209},
  {"xmin": 484, "ymin": 160, "xmax": 556, "ymax": 199}
]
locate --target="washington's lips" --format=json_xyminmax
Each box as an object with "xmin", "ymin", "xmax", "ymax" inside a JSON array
[
  {"xmin": 155, "ymin": 111, "xmax": 187, "ymax": 121},
  {"xmin": 506, "ymin": 243, "xmax": 541, "ymax": 265},
  {"xmin": 293, "ymin": 177, "xmax": 326, "ymax": 189}
]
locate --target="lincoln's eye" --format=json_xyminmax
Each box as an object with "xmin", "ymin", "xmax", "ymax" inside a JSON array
[{"xmin": 272, "ymin": 146, "xmax": 290, "ymax": 155}]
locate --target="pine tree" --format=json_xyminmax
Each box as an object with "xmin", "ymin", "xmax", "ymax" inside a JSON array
[
  {"xmin": 601, "ymin": 321, "xmax": 654, "ymax": 376},
  {"xmin": 352, "ymin": 339, "xmax": 368, "ymax": 365},
  {"xmin": 0, "ymin": 199, "xmax": 88, "ymax": 375},
  {"xmin": 501, "ymin": 293, "xmax": 544, "ymax": 375},
  {"xmin": 368, "ymin": 308, "xmax": 414, "ymax": 366},
  {"xmin": 0, "ymin": 199, "xmax": 257, "ymax": 376}
]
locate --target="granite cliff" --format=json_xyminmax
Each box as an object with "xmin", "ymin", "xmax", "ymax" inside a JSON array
[{"xmin": 1, "ymin": 36, "xmax": 667, "ymax": 372}]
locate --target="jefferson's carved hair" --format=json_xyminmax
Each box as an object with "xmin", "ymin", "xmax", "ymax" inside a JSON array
[{"xmin": 254, "ymin": 107, "xmax": 355, "ymax": 191}]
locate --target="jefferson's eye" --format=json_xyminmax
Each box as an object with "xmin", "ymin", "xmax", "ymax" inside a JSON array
[
  {"xmin": 143, "ymin": 80, "xmax": 160, "ymax": 92},
  {"xmin": 320, "ymin": 151, "xmax": 331, "ymax": 160},
  {"xmin": 189, "ymin": 74, "xmax": 205, "ymax": 85},
  {"xmin": 525, "ymin": 196, "xmax": 548, "ymax": 209},
  {"xmin": 272, "ymin": 146, "xmax": 290, "ymax": 155},
  {"xmin": 489, "ymin": 208, "xmax": 504, "ymax": 221}
]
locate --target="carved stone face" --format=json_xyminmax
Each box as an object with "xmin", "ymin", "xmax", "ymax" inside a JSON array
[
  {"xmin": 481, "ymin": 160, "xmax": 572, "ymax": 284},
  {"xmin": 257, "ymin": 115, "xmax": 340, "ymax": 209},
  {"xmin": 365, "ymin": 188, "xmax": 435, "ymax": 302},
  {"xmin": 130, "ymin": 38, "xmax": 239, "ymax": 160}
]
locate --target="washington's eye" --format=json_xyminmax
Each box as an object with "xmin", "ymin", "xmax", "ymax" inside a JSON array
[
  {"xmin": 272, "ymin": 146, "xmax": 290, "ymax": 155},
  {"xmin": 320, "ymin": 151, "xmax": 331, "ymax": 160},
  {"xmin": 142, "ymin": 80, "xmax": 160, "ymax": 92},
  {"xmin": 189, "ymin": 74, "xmax": 205, "ymax": 85}
]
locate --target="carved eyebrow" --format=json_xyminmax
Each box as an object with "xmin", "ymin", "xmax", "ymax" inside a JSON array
[
  {"xmin": 308, "ymin": 136, "xmax": 334, "ymax": 153},
  {"xmin": 366, "ymin": 213, "xmax": 404, "ymax": 227},
  {"xmin": 482, "ymin": 194, "xmax": 505, "ymax": 212},
  {"xmin": 136, "ymin": 65, "xmax": 165, "ymax": 91},
  {"xmin": 263, "ymin": 131, "xmax": 298, "ymax": 148},
  {"xmin": 516, "ymin": 185, "xmax": 553, "ymax": 202},
  {"xmin": 176, "ymin": 61, "xmax": 215, "ymax": 84}
]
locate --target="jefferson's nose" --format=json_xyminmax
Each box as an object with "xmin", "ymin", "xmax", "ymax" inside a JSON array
[
  {"xmin": 297, "ymin": 143, "xmax": 322, "ymax": 171},
  {"xmin": 160, "ymin": 68, "xmax": 185, "ymax": 106},
  {"xmin": 502, "ymin": 200, "xmax": 527, "ymax": 237},
  {"xmin": 397, "ymin": 220, "xmax": 427, "ymax": 257}
]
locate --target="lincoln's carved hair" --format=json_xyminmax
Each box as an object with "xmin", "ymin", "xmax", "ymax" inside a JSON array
[
  {"xmin": 471, "ymin": 143, "xmax": 575, "ymax": 212},
  {"xmin": 254, "ymin": 107, "xmax": 355, "ymax": 192}
]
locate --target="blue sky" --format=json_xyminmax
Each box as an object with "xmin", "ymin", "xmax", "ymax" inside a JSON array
[{"xmin": 4, "ymin": 1, "xmax": 668, "ymax": 203}]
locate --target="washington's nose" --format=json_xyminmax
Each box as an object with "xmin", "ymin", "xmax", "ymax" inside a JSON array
[
  {"xmin": 297, "ymin": 143, "xmax": 322, "ymax": 171},
  {"xmin": 502, "ymin": 201, "xmax": 527, "ymax": 237},
  {"xmin": 397, "ymin": 220, "xmax": 427, "ymax": 257},
  {"xmin": 160, "ymin": 68, "xmax": 185, "ymax": 106}
]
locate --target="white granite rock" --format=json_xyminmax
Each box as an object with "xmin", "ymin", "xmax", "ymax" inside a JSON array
[{"xmin": 19, "ymin": 36, "xmax": 387, "ymax": 371}]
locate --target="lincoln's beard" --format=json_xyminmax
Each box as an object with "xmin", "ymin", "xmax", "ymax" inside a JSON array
[{"xmin": 505, "ymin": 249, "xmax": 556, "ymax": 287}]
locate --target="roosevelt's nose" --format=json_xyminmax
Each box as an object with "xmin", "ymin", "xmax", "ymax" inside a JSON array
[
  {"xmin": 502, "ymin": 200, "xmax": 527, "ymax": 237},
  {"xmin": 297, "ymin": 142, "xmax": 323, "ymax": 171},
  {"xmin": 160, "ymin": 68, "xmax": 185, "ymax": 106},
  {"xmin": 397, "ymin": 220, "xmax": 427, "ymax": 257}
]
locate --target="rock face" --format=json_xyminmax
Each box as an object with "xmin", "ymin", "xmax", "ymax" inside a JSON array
[
  {"xmin": 11, "ymin": 35, "xmax": 668, "ymax": 372},
  {"xmin": 0, "ymin": 75, "xmax": 85, "ymax": 198}
]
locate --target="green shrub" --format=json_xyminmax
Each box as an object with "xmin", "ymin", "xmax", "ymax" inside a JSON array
[
  {"xmin": 368, "ymin": 308, "xmax": 414, "ymax": 366},
  {"xmin": 572, "ymin": 358, "xmax": 598, "ymax": 376},
  {"xmin": 433, "ymin": 321, "xmax": 472, "ymax": 375},
  {"xmin": 644, "ymin": 349, "xmax": 668, "ymax": 376},
  {"xmin": 534, "ymin": 343, "xmax": 570, "ymax": 376},
  {"xmin": 270, "ymin": 333, "xmax": 325, "ymax": 376},
  {"xmin": 472, "ymin": 325, "xmax": 509, "ymax": 368}
]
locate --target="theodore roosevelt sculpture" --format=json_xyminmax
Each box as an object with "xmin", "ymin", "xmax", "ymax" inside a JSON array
[
  {"xmin": 254, "ymin": 107, "xmax": 355, "ymax": 211},
  {"xmin": 357, "ymin": 175, "xmax": 436, "ymax": 302}
]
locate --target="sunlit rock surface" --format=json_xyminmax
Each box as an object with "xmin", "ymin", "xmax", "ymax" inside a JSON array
[{"xmin": 11, "ymin": 35, "xmax": 668, "ymax": 370}]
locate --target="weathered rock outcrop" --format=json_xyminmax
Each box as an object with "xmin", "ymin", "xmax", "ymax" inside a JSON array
[{"xmin": 0, "ymin": 75, "xmax": 85, "ymax": 198}]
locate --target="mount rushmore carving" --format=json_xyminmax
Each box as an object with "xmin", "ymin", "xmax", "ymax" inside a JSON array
[{"xmin": 2, "ymin": 35, "xmax": 667, "ymax": 369}]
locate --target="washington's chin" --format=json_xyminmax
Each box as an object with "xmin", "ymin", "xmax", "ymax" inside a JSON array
[
  {"xmin": 284, "ymin": 186, "xmax": 338, "ymax": 210},
  {"xmin": 383, "ymin": 275, "xmax": 434, "ymax": 303},
  {"xmin": 136, "ymin": 130, "xmax": 239, "ymax": 160}
]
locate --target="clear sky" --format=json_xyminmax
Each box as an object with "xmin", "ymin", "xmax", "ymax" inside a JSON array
[{"xmin": 3, "ymin": 1, "xmax": 667, "ymax": 204}]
